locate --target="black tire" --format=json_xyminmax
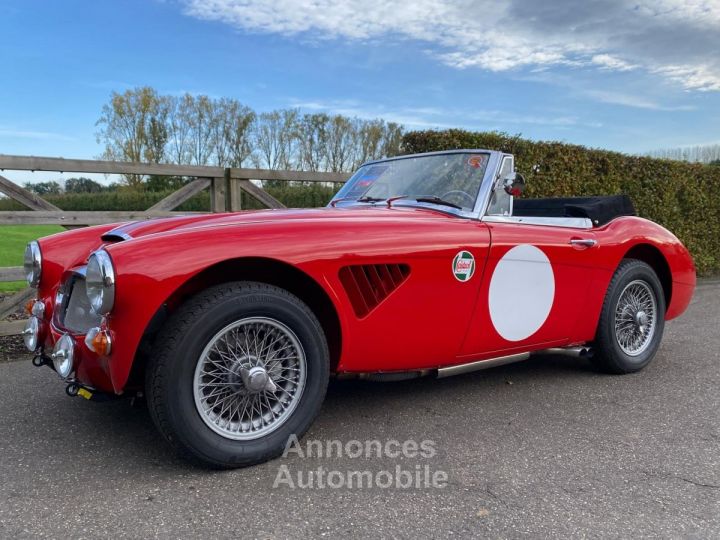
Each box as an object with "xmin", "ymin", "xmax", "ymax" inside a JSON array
[
  {"xmin": 592, "ymin": 259, "xmax": 666, "ymax": 374},
  {"xmin": 145, "ymin": 281, "xmax": 329, "ymax": 469}
]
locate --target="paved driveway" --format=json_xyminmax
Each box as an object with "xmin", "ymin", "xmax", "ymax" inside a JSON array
[{"xmin": 0, "ymin": 283, "xmax": 718, "ymax": 538}]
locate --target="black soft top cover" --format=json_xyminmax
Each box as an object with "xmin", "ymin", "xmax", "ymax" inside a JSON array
[{"xmin": 513, "ymin": 195, "xmax": 636, "ymax": 226}]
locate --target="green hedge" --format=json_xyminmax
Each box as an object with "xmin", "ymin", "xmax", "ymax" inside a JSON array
[
  {"xmin": 403, "ymin": 130, "xmax": 720, "ymax": 275},
  {"xmin": 0, "ymin": 184, "xmax": 336, "ymax": 212}
]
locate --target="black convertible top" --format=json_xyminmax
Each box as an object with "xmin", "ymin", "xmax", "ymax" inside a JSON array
[{"xmin": 513, "ymin": 195, "xmax": 636, "ymax": 226}]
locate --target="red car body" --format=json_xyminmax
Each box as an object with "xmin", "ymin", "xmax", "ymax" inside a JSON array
[{"xmin": 35, "ymin": 200, "xmax": 695, "ymax": 395}]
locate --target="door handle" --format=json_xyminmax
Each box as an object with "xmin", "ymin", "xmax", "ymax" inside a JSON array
[{"xmin": 569, "ymin": 238, "xmax": 597, "ymax": 248}]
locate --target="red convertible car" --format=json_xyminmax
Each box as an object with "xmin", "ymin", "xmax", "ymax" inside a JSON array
[{"xmin": 22, "ymin": 150, "xmax": 695, "ymax": 468}]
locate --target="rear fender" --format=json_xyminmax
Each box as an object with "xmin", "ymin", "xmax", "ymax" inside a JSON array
[{"xmin": 571, "ymin": 217, "xmax": 695, "ymax": 341}]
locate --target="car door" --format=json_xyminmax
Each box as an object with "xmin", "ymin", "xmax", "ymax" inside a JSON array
[
  {"xmin": 457, "ymin": 153, "xmax": 607, "ymax": 358},
  {"xmin": 459, "ymin": 220, "xmax": 604, "ymax": 357}
]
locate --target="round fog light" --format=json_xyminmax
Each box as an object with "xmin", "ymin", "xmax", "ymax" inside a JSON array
[
  {"xmin": 51, "ymin": 334, "xmax": 75, "ymax": 379},
  {"xmin": 22, "ymin": 317, "xmax": 40, "ymax": 352}
]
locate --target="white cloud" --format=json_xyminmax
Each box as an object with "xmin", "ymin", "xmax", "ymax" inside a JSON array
[
  {"xmin": 289, "ymin": 99, "xmax": 601, "ymax": 129},
  {"xmin": 0, "ymin": 128, "xmax": 76, "ymax": 141},
  {"xmin": 290, "ymin": 99, "xmax": 457, "ymax": 128},
  {"xmin": 635, "ymin": 0, "xmax": 720, "ymax": 27},
  {"xmin": 584, "ymin": 90, "xmax": 697, "ymax": 111},
  {"xmin": 652, "ymin": 65, "xmax": 720, "ymax": 92},
  {"xmin": 182, "ymin": 0, "xmax": 720, "ymax": 93},
  {"xmin": 591, "ymin": 55, "xmax": 637, "ymax": 72}
]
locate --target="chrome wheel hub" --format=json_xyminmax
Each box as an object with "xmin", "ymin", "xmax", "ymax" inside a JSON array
[
  {"xmin": 193, "ymin": 317, "xmax": 307, "ymax": 441},
  {"xmin": 241, "ymin": 365, "xmax": 277, "ymax": 393},
  {"xmin": 614, "ymin": 280, "xmax": 657, "ymax": 357}
]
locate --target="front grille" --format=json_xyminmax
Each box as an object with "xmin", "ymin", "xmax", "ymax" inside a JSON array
[{"xmin": 56, "ymin": 272, "xmax": 102, "ymax": 334}]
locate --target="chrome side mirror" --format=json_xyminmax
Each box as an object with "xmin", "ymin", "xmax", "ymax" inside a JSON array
[{"xmin": 502, "ymin": 172, "xmax": 526, "ymax": 197}]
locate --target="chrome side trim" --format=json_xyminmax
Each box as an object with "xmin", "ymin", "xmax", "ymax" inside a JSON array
[
  {"xmin": 335, "ymin": 370, "xmax": 431, "ymax": 381},
  {"xmin": 436, "ymin": 352, "xmax": 530, "ymax": 378},
  {"xmin": 482, "ymin": 215, "xmax": 594, "ymax": 229}
]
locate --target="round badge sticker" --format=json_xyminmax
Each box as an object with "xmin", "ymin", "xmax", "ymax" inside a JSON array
[
  {"xmin": 467, "ymin": 155, "xmax": 486, "ymax": 169},
  {"xmin": 452, "ymin": 251, "xmax": 475, "ymax": 282}
]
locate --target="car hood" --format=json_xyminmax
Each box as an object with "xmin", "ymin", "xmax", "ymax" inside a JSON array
[{"xmin": 101, "ymin": 206, "xmax": 455, "ymax": 242}]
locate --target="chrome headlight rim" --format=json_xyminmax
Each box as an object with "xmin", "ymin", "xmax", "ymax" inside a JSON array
[
  {"xmin": 86, "ymin": 250, "xmax": 115, "ymax": 315},
  {"xmin": 24, "ymin": 241, "xmax": 42, "ymax": 288},
  {"xmin": 51, "ymin": 333, "xmax": 75, "ymax": 379},
  {"xmin": 22, "ymin": 316, "xmax": 40, "ymax": 352}
]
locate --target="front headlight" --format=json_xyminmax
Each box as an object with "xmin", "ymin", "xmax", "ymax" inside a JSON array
[
  {"xmin": 24, "ymin": 241, "xmax": 42, "ymax": 287},
  {"xmin": 86, "ymin": 250, "xmax": 115, "ymax": 315}
]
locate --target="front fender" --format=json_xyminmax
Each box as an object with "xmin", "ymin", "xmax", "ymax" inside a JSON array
[
  {"xmin": 102, "ymin": 224, "xmax": 344, "ymax": 393},
  {"xmin": 37, "ymin": 223, "xmax": 125, "ymax": 296}
]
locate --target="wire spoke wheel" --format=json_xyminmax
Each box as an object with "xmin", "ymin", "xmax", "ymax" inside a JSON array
[
  {"xmin": 193, "ymin": 317, "xmax": 307, "ymax": 440},
  {"xmin": 613, "ymin": 279, "xmax": 657, "ymax": 357}
]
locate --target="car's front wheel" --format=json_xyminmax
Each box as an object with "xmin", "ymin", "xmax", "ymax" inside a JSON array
[
  {"xmin": 146, "ymin": 282, "xmax": 329, "ymax": 468},
  {"xmin": 592, "ymin": 259, "xmax": 666, "ymax": 374}
]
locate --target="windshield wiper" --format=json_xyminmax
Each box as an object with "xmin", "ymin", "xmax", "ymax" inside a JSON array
[
  {"xmin": 415, "ymin": 196, "xmax": 463, "ymax": 210},
  {"xmin": 356, "ymin": 196, "xmax": 385, "ymax": 203}
]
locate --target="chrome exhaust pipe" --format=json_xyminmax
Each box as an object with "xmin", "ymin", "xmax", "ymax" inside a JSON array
[{"xmin": 532, "ymin": 346, "xmax": 592, "ymax": 358}]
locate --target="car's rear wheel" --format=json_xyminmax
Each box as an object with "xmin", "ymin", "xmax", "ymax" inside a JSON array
[
  {"xmin": 592, "ymin": 259, "xmax": 666, "ymax": 374},
  {"xmin": 146, "ymin": 282, "xmax": 329, "ymax": 468}
]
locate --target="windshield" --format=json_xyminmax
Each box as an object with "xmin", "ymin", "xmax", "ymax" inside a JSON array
[{"xmin": 332, "ymin": 152, "xmax": 490, "ymax": 211}]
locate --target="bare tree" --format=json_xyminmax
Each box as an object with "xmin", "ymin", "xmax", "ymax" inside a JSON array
[
  {"xmin": 97, "ymin": 86, "xmax": 407, "ymax": 186},
  {"xmin": 649, "ymin": 144, "xmax": 720, "ymax": 163},
  {"xmin": 354, "ymin": 119, "xmax": 384, "ymax": 169},
  {"xmin": 95, "ymin": 86, "xmax": 168, "ymax": 186},
  {"xmin": 381, "ymin": 122, "xmax": 404, "ymax": 159},
  {"xmin": 296, "ymin": 113, "xmax": 330, "ymax": 171},
  {"xmin": 252, "ymin": 109, "xmax": 300, "ymax": 170},
  {"xmin": 227, "ymin": 103, "xmax": 256, "ymax": 167},
  {"xmin": 211, "ymin": 98, "xmax": 256, "ymax": 167},
  {"xmin": 326, "ymin": 115, "xmax": 357, "ymax": 172},
  {"xmin": 165, "ymin": 94, "xmax": 193, "ymax": 165},
  {"xmin": 185, "ymin": 95, "xmax": 216, "ymax": 166}
]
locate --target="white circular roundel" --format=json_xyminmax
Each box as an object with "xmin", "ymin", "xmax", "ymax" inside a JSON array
[{"xmin": 488, "ymin": 244, "xmax": 555, "ymax": 342}]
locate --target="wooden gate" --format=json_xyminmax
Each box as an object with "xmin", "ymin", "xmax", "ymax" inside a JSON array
[{"xmin": 0, "ymin": 154, "xmax": 349, "ymax": 336}]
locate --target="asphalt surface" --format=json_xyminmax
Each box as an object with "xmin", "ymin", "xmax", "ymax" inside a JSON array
[{"xmin": 0, "ymin": 283, "xmax": 718, "ymax": 539}]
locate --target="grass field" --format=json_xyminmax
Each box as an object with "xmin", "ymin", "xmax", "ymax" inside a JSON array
[{"xmin": 0, "ymin": 225, "xmax": 64, "ymax": 292}]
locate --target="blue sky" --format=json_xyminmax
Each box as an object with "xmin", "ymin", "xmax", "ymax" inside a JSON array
[{"xmin": 1, "ymin": 0, "xmax": 719, "ymax": 184}]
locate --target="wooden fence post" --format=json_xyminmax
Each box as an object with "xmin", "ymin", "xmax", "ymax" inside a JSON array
[
  {"xmin": 210, "ymin": 177, "xmax": 226, "ymax": 213},
  {"xmin": 227, "ymin": 168, "xmax": 243, "ymax": 212}
]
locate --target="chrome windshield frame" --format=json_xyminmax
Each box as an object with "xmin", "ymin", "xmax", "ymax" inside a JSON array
[{"xmin": 329, "ymin": 149, "xmax": 505, "ymax": 220}]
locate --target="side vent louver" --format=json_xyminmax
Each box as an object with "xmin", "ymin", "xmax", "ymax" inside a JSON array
[{"xmin": 339, "ymin": 264, "xmax": 411, "ymax": 318}]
